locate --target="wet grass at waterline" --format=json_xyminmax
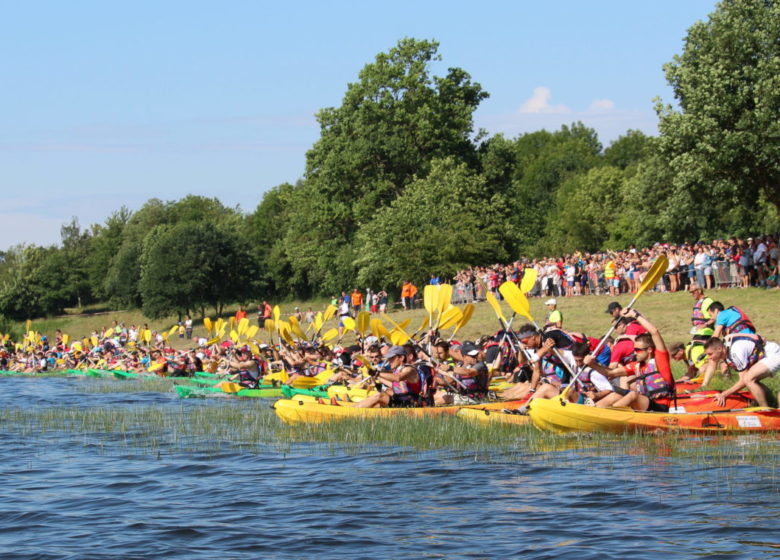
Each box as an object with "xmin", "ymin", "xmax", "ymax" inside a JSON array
[
  {"xmin": 76, "ymin": 377, "xmax": 178, "ymax": 393},
  {"xmin": 1, "ymin": 403, "xmax": 778, "ymax": 467}
]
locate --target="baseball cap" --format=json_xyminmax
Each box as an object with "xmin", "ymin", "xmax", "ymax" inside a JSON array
[
  {"xmin": 461, "ymin": 342, "xmax": 480, "ymax": 357},
  {"xmin": 384, "ymin": 345, "xmax": 406, "ymax": 359},
  {"xmin": 605, "ymin": 302, "xmax": 622, "ymax": 314},
  {"xmin": 544, "ymin": 299, "xmax": 557, "ymax": 306}
]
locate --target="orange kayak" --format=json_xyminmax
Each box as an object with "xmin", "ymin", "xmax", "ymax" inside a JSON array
[{"xmin": 529, "ymin": 397, "xmax": 780, "ymax": 433}]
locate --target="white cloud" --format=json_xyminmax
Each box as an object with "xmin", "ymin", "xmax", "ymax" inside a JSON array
[
  {"xmin": 519, "ymin": 87, "xmax": 571, "ymax": 114},
  {"xmin": 477, "ymin": 89, "xmax": 658, "ymax": 144},
  {"xmin": 588, "ymin": 99, "xmax": 615, "ymax": 111}
]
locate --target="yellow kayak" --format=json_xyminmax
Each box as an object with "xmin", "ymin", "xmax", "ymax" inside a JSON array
[
  {"xmin": 263, "ymin": 369, "xmax": 333, "ymax": 388},
  {"xmin": 456, "ymin": 407, "xmax": 531, "ymax": 426},
  {"xmin": 274, "ymin": 398, "xmax": 526, "ymax": 424},
  {"xmin": 528, "ymin": 397, "xmax": 780, "ymax": 434}
]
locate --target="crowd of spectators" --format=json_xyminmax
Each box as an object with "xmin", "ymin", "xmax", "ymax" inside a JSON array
[{"xmin": 449, "ymin": 234, "xmax": 779, "ymax": 303}]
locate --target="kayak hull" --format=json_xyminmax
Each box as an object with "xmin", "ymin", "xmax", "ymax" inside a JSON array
[
  {"xmin": 457, "ymin": 407, "xmax": 532, "ymax": 426},
  {"xmin": 274, "ymin": 398, "xmax": 527, "ymax": 424},
  {"xmin": 529, "ymin": 397, "xmax": 780, "ymax": 433}
]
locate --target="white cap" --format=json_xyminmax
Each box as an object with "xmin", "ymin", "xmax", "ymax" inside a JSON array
[{"xmin": 545, "ymin": 299, "xmax": 557, "ymax": 306}]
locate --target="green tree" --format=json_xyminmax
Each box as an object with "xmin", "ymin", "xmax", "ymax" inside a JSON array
[
  {"xmin": 139, "ymin": 222, "xmax": 256, "ymax": 319},
  {"xmin": 276, "ymin": 38, "xmax": 489, "ymax": 296},
  {"xmin": 355, "ymin": 158, "xmax": 510, "ymax": 288},
  {"xmin": 656, "ymin": 0, "xmax": 780, "ymax": 220}
]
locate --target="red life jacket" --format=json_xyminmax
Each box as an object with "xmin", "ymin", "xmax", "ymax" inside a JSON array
[{"xmin": 723, "ymin": 306, "xmax": 756, "ymax": 336}]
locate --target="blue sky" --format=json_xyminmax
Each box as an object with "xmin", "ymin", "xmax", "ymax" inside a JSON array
[{"xmin": 0, "ymin": 0, "xmax": 717, "ymax": 250}]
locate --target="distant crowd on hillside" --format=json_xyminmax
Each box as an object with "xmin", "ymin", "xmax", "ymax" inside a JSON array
[{"xmin": 343, "ymin": 234, "xmax": 780, "ymax": 311}]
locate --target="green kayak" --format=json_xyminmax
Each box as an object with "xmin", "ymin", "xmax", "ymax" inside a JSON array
[
  {"xmin": 281, "ymin": 385, "xmax": 330, "ymax": 399},
  {"xmin": 175, "ymin": 384, "xmax": 283, "ymax": 399}
]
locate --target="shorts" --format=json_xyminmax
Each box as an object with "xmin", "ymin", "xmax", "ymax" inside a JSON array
[
  {"xmin": 612, "ymin": 279, "xmax": 620, "ymax": 288},
  {"xmin": 647, "ymin": 400, "xmax": 669, "ymax": 413},
  {"xmin": 758, "ymin": 342, "xmax": 780, "ymax": 375}
]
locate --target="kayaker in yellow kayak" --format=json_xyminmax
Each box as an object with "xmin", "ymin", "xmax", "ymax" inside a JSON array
[
  {"xmin": 433, "ymin": 341, "xmax": 489, "ymax": 405},
  {"xmin": 354, "ymin": 345, "xmax": 422, "ymax": 408}
]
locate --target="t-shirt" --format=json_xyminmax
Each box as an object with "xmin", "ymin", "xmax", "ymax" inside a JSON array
[
  {"xmin": 727, "ymin": 339, "xmax": 761, "ymax": 371},
  {"xmin": 547, "ymin": 310, "xmax": 562, "ymax": 325},
  {"xmin": 716, "ymin": 308, "xmax": 754, "ymax": 332}
]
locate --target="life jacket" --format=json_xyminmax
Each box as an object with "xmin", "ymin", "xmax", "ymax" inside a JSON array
[
  {"xmin": 237, "ymin": 368, "xmax": 259, "ymax": 388},
  {"xmin": 629, "ymin": 358, "xmax": 673, "ymax": 399},
  {"xmin": 484, "ymin": 333, "xmax": 516, "ymax": 373},
  {"xmin": 452, "ymin": 363, "xmax": 488, "ymax": 396},
  {"xmin": 390, "ymin": 365, "xmax": 422, "ymax": 406},
  {"xmin": 415, "ymin": 363, "xmax": 435, "ymax": 405},
  {"xmin": 303, "ymin": 361, "xmax": 329, "ymax": 377},
  {"xmin": 723, "ymin": 306, "xmax": 756, "ymax": 336},
  {"xmin": 691, "ymin": 297, "xmax": 713, "ymax": 328},
  {"xmin": 573, "ymin": 365, "xmax": 599, "ymax": 394},
  {"xmin": 724, "ymin": 333, "xmax": 766, "ymax": 371}
]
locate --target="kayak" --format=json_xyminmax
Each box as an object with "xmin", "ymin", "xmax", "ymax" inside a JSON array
[
  {"xmin": 528, "ymin": 397, "xmax": 780, "ymax": 433},
  {"xmin": 274, "ymin": 398, "xmax": 527, "ymax": 424},
  {"xmin": 175, "ymin": 384, "xmax": 283, "ymax": 399},
  {"xmin": 457, "ymin": 407, "xmax": 532, "ymax": 426}
]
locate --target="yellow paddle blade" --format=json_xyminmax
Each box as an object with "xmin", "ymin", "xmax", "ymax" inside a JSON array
[
  {"xmin": 439, "ymin": 306, "xmax": 463, "ymax": 330},
  {"xmin": 229, "ymin": 316, "xmax": 235, "ymax": 333},
  {"xmin": 218, "ymin": 381, "xmax": 243, "ymax": 394},
  {"xmin": 423, "ymin": 284, "xmax": 438, "ymax": 316},
  {"xmin": 357, "ymin": 311, "xmax": 370, "ymax": 337},
  {"xmin": 314, "ymin": 312, "xmax": 323, "ymax": 332},
  {"xmin": 390, "ymin": 328, "xmax": 410, "ymax": 345},
  {"xmin": 452, "ymin": 303, "xmax": 475, "ymax": 336},
  {"xmin": 485, "ymin": 290, "xmax": 506, "ymax": 324},
  {"xmin": 72, "ymin": 341, "xmax": 82, "ymax": 352},
  {"xmin": 499, "ymin": 281, "xmax": 532, "ymax": 320},
  {"xmin": 206, "ymin": 336, "xmax": 221, "ymax": 346},
  {"xmin": 437, "ymin": 284, "xmax": 452, "ymax": 314},
  {"xmin": 246, "ymin": 325, "xmax": 259, "ymax": 339},
  {"xmin": 104, "ymin": 328, "xmax": 115, "ymax": 339},
  {"xmin": 342, "ymin": 317, "xmax": 356, "ymax": 331},
  {"xmin": 323, "ymin": 305, "xmax": 337, "ymax": 322},
  {"xmin": 27, "ymin": 330, "xmax": 35, "ymax": 342},
  {"xmin": 370, "ymin": 318, "xmax": 391, "ymax": 340},
  {"xmin": 230, "ymin": 329, "xmax": 239, "ymax": 343},
  {"xmin": 416, "ymin": 315, "xmax": 430, "ymax": 333},
  {"xmin": 250, "ymin": 343, "xmax": 261, "ymax": 355},
  {"xmin": 238, "ymin": 317, "xmax": 249, "ymax": 336},
  {"xmin": 217, "ymin": 328, "xmax": 226, "ymax": 339},
  {"xmin": 520, "ymin": 267, "xmax": 538, "ymax": 294},
  {"xmin": 636, "ymin": 254, "xmax": 669, "ymax": 298},
  {"xmin": 322, "ymin": 328, "xmax": 339, "ymax": 342},
  {"xmin": 168, "ymin": 325, "xmax": 178, "ymax": 337},
  {"xmin": 62, "ymin": 333, "xmax": 70, "ymax": 345},
  {"xmin": 143, "ymin": 330, "xmax": 152, "ymax": 344},
  {"xmin": 278, "ymin": 327, "xmax": 294, "ymax": 346},
  {"xmin": 273, "ymin": 305, "xmax": 281, "ymax": 322},
  {"xmin": 397, "ymin": 318, "xmax": 412, "ymax": 331},
  {"xmin": 90, "ymin": 336, "xmax": 98, "ymax": 347},
  {"xmin": 288, "ymin": 317, "xmax": 306, "ymax": 340},
  {"xmin": 148, "ymin": 361, "xmax": 164, "ymax": 373},
  {"xmin": 204, "ymin": 317, "xmax": 213, "ymax": 334},
  {"xmin": 162, "ymin": 333, "xmax": 170, "ymax": 342},
  {"xmin": 215, "ymin": 318, "xmax": 224, "ymax": 333},
  {"xmin": 264, "ymin": 319, "xmax": 275, "ymax": 335}
]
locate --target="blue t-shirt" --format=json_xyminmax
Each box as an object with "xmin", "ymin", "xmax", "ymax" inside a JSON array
[{"xmin": 716, "ymin": 308, "xmax": 755, "ymax": 333}]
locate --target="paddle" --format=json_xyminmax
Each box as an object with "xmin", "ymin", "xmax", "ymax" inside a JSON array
[
  {"xmin": 423, "ymin": 284, "xmax": 438, "ymax": 327},
  {"xmin": 356, "ymin": 311, "xmax": 370, "ymax": 339},
  {"xmin": 499, "ymin": 280, "xmax": 575, "ymax": 381},
  {"xmin": 439, "ymin": 306, "xmax": 463, "ymax": 330},
  {"xmin": 448, "ymin": 303, "xmax": 475, "ymax": 341},
  {"xmin": 204, "ymin": 317, "xmax": 213, "ymax": 335},
  {"xmin": 560, "ymin": 254, "xmax": 669, "ymax": 399}
]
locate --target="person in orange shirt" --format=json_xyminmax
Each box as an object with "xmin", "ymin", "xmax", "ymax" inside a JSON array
[
  {"xmin": 401, "ymin": 281, "xmax": 412, "ymax": 310},
  {"xmin": 235, "ymin": 305, "xmax": 247, "ymax": 323},
  {"xmin": 351, "ymin": 289, "xmax": 363, "ymax": 316}
]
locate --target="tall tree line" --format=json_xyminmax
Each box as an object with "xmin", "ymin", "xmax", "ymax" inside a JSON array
[{"xmin": 1, "ymin": 2, "xmax": 778, "ymax": 319}]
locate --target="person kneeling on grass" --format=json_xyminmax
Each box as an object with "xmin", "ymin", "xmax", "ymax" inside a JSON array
[
  {"xmin": 703, "ymin": 334, "xmax": 780, "ymax": 408},
  {"xmin": 584, "ymin": 309, "xmax": 675, "ymax": 411},
  {"xmin": 355, "ymin": 345, "xmax": 421, "ymax": 408}
]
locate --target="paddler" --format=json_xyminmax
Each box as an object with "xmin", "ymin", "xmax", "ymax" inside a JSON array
[
  {"xmin": 585, "ymin": 309, "xmax": 675, "ymax": 411},
  {"xmin": 708, "ymin": 301, "xmax": 757, "ymax": 339},
  {"xmin": 433, "ymin": 341, "xmax": 489, "ymax": 405},
  {"xmin": 227, "ymin": 346, "xmax": 260, "ymax": 389},
  {"xmin": 354, "ymin": 345, "xmax": 421, "ymax": 408},
  {"xmin": 703, "ymin": 334, "xmax": 780, "ymax": 407}
]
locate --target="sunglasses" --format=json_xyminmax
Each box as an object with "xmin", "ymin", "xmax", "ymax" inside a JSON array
[{"xmin": 633, "ymin": 346, "xmax": 650, "ymax": 352}]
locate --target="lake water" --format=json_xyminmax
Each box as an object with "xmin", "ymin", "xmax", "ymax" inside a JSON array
[{"xmin": 1, "ymin": 376, "xmax": 779, "ymax": 559}]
